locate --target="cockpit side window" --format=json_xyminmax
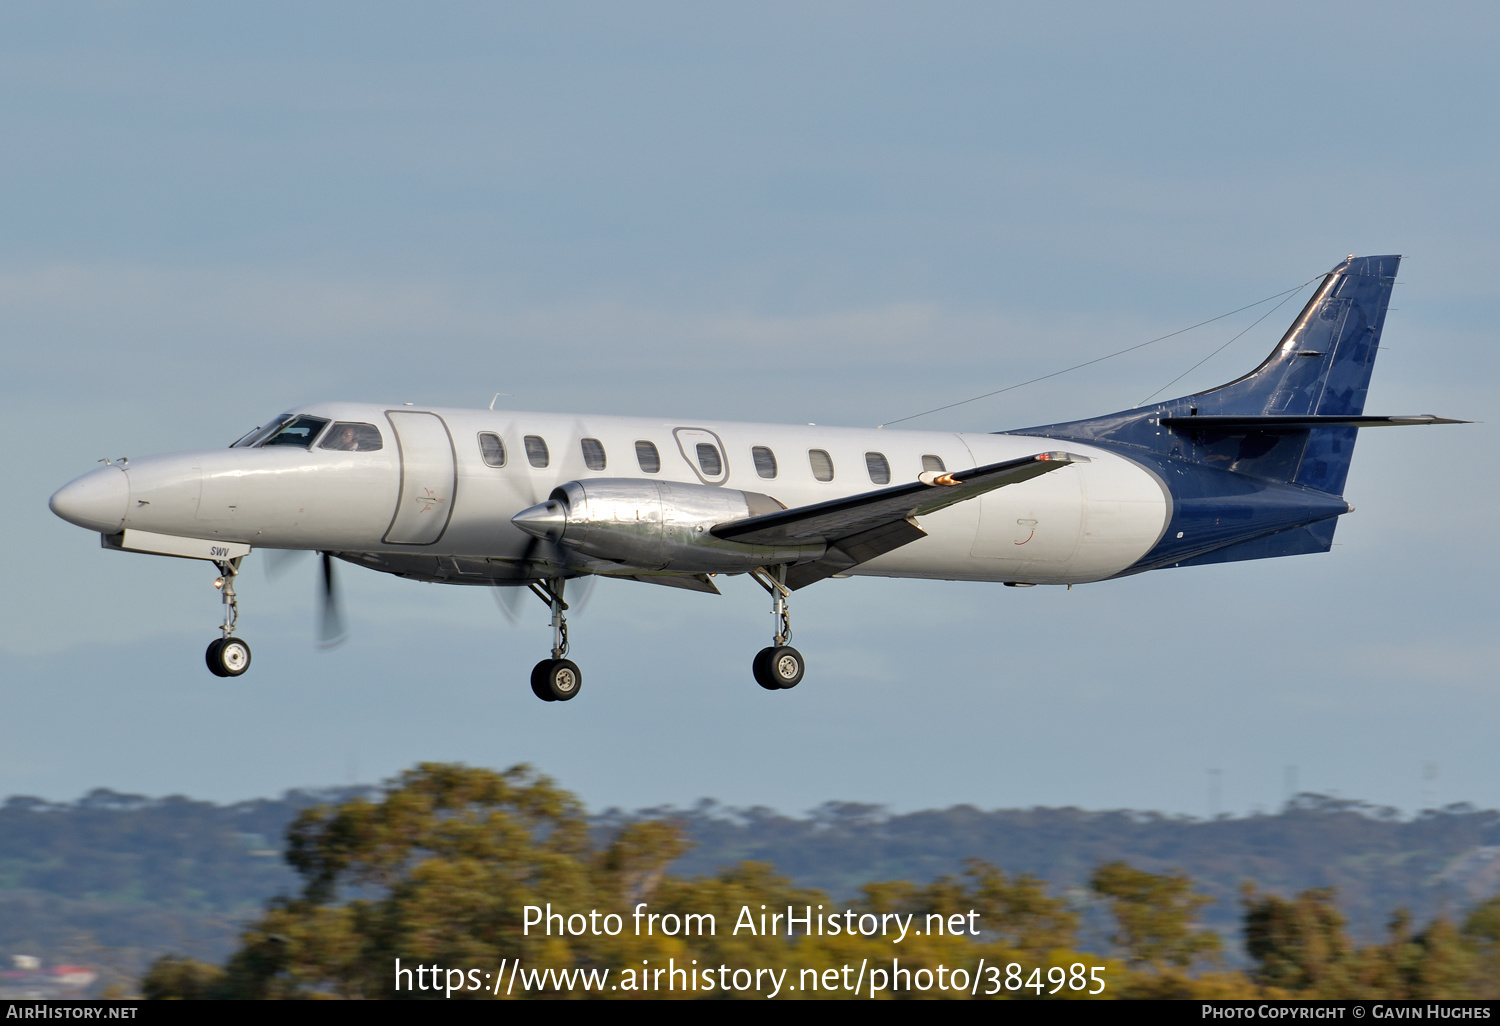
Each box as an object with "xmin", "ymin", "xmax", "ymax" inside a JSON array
[
  {"xmin": 260, "ymin": 416, "xmax": 330, "ymax": 449},
  {"xmin": 318, "ymin": 422, "xmax": 384, "ymax": 452}
]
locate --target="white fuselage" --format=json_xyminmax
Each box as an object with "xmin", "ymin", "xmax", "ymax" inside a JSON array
[{"xmin": 65, "ymin": 402, "xmax": 1173, "ymax": 586}]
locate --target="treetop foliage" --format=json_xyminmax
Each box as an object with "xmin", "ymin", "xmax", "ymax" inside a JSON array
[{"xmin": 134, "ymin": 763, "xmax": 1499, "ymax": 1000}]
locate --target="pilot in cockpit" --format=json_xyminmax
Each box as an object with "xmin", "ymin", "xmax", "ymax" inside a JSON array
[
  {"xmin": 328, "ymin": 425, "xmax": 362, "ymax": 451},
  {"xmin": 318, "ymin": 422, "xmax": 382, "ymax": 452}
]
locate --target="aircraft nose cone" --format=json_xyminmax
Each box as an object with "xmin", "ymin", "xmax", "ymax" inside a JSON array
[
  {"xmin": 511, "ymin": 499, "xmax": 567, "ymax": 543},
  {"xmin": 50, "ymin": 465, "xmax": 129, "ymax": 533}
]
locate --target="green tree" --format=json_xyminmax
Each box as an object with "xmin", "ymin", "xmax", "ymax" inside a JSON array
[
  {"xmin": 142, "ymin": 761, "xmax": 1123, "ymax": 1000},
  {"xmin": 1090, "ymin": 861, "xmax": 1220, "ymax": 972},
  {"xmin": 209, "ymin": 762, "xmax": 684, "ymax": 998},
  {"xmin": 139, "ymin": 955, "xmax": 228, "ymax": 1000},
  {"xmin": 1400, "ymin": 916, "xmax": 1476, "ymax": 999},
  {"xmin": 1462, "ymin": 894, "xmax": 1500, "ymax": 998},
  {"xmin": 142, "ymin": 759, "xmax": 1490, "ymax": 1001},
  {"xmin": 1243, "ymin": 885, "xmax": 1352, "ymax": 993},
  {"xmin": 960, "ymin": 860, "xmax": 1078, "ymax": 953}
]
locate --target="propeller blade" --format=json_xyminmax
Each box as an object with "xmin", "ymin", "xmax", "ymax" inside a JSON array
[
  {"xmin": 262, "ymin": 548, "xmax": 309, "ymax": 582},
  {"xmin": 491, "ymin": 583, "xmax": 528, "ymax": 626},
  {"xmin": 318, "ymin": 552, "xmax": 347, "ymax": 648},
  {"xmin": 569, "ymin": 574, "xmax": 597, "ymax": 617}
]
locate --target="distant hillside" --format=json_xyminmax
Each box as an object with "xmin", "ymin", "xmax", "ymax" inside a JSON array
[
  {"xmin": 3, "ymin": 782, "xmax": 1498, "ymax": 988},
  {"xmin": 614, "ymin": 795, "xmax": 1500, "ymax": 948},
  {"xmin": 0, "ymin": 787, "xmax": 366, "ymax": 990}
]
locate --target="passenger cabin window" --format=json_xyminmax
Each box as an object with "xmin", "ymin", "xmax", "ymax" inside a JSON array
[
  {"xmin": 319, "ymin": 422, "xmax": 383, "ymax": 452},
  {"xmin": 524, "ymin": 435, "xmax": 550, "ymax": 468},
  {"xmin": 635, "ymin": 440, "xmax": 661, "ymax": 474},
  {"xmin": 260, "ymin": 416, "xmax": 329, "ymax": 449},
  {"xmin": 478, "ymin": 432, "xmax": 507, "ymax": 467},
  {"xmin": 808, "ymin": 449, "xmax": 834, "ymax": 482},
  {"xmin": 580, "ymin": 438, "xmax": 606, "ymax": 471},
  {"xmin": 865, "ymin": 452, "xmax": 890, "ymax": 485},
  {"xmin": 752, "ymin": 446, "xmax": 778, "ymax": 479},
  {"xmin": 696, "ymin": 443, "xmax": 723, "ymax": 477},
  {"xmin": 922, "ymin": 454, "xmax": 946, "ymax": 473}
]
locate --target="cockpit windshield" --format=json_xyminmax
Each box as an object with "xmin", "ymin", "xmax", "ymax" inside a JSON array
[
  {"xmin": 231, "ymin": 417, "xmax": 290, "ymax": 448},
  {"xmin": 229, "ymin": 425, "xmax": 269, "ymax": 447},
  {"xmin": 259, "ymin": 416, "xmax": 331, "ymax": 449}
]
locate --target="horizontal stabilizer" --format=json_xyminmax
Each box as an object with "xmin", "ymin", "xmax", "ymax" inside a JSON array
[{"xmin": 1160, "ymin": 414, "xmax": 1468, "ymax": 432}]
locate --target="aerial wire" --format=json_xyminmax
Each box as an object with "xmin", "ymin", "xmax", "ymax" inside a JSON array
[
  {"xmin": 1134, "ymin": 282, "xmax": 1310, "ymax": 406},
  {"xmin": 878, "ymin": 275, "xmax": 1322, "ymax": 428}
]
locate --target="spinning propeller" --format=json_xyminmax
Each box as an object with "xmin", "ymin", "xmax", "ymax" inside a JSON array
[{"xmin": 261, "ymin": 548, "xmax": 347, "ymax": 647}]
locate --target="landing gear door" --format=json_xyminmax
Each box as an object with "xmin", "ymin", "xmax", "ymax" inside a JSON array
[{"xmin": 383, "ymin": 411, "xmax": 457, "ymax": 545}]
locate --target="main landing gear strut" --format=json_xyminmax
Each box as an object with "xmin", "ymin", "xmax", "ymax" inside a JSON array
[
  {"xmin": 750, "ymin": 565, "xmax": 804, "ymax": 691},
  {"xmin": 205, "ymin": 557, "xmax": 252, "ymax": 678},
  {"xmin": 528, "ymin": 577, "xmax": 581, "ymax": 702}
]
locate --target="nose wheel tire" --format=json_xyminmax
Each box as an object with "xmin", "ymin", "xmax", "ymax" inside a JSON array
[
  {"xmin": 531, "ymin": 658, "xmax": 582, "ymax": 702},
  {"xmin": 753, "ymin": 645, "xmax": 803, "ymax": 690},
  {"xmin": 206, "ymin": 637, "xmax": 251, "ymax": 678}
]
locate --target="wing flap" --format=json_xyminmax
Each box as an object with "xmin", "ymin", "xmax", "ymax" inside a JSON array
[{"xmin": 785, "ymin": 518, "xmax": 928, "ymax": 590}]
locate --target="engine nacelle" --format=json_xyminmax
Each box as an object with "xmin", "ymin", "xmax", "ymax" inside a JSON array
[{"xmin": 511, "ymin": 478, "xmax": 824, "ymax": 572}]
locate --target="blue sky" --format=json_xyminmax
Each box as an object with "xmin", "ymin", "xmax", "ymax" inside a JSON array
[{"xmin": 2, "ymin": 2, "xmax": 1496, "ymax": 818}]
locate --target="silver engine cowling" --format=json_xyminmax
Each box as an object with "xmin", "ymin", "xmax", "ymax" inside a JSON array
[{"xmin": 511, "ymin": 479, "xmax": 824, "ymax": 572}]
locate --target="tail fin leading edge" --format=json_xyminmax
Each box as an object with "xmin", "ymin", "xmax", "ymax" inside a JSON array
[{"xmin": 1203, "ymin": 254, "xmax": 1398, "ymax": 421}]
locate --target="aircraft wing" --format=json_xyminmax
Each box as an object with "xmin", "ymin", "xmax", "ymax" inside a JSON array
[{"xmin": 712, "ymin": 451, "xmax": 1088, "ymax": 588}]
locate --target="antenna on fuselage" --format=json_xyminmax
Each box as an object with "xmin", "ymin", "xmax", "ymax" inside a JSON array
[{"xmin": 489, "ymin": 392, "xmax": 514, "ymax": 410}]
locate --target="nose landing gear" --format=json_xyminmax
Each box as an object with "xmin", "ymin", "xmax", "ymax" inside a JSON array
[
  {"xmin": 206, "ymin": 558, "xmax": 252, "ymax": 677},
  {"xmin": 529, "ymin": 577, "xmax": 581, "ymax": 702},
  {"xmin": 751, "ymin": 566, "xmax": 804, "ymax": 691}
]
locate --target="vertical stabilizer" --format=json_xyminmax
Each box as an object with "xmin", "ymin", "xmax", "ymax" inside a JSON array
[
  {"xmin": 1198, "ymin": 254, "xmax": 1399, "ymax": 422},
  {"xmin": 1012, "ymin": 255, "xmax": 1401, "ymax": 496}
]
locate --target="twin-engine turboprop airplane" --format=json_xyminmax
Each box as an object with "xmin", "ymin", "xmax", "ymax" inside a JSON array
[{"xmin": 49, "ymin": 255, "xmax": 1463, "ymax": 701}]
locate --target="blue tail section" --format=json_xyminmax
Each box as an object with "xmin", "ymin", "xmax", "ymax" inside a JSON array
[
  {"xmin": 1008, "ymin": 255, "xmax": 1402, "ymax": 573},
  {"xmin": 1012, "ymin": 254, "xmax": 1399, "ymax": 496},
  {"xmin": 1200, "ymin": 254, "xmax": 1397, "ymax": 423}
]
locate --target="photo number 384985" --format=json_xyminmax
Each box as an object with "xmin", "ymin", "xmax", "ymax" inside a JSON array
[{"xmin": 982, "ymin": 962, "xmax": 1107, "ymax": 996}]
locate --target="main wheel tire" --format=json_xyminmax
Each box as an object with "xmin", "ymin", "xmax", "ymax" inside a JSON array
[
  {"xmin": 753, "ymin": 647, "xmax": 781, "ymax": 690},
  {"xmin": 530, "ymin": 660, "xmax": 557, "ymax": 702},
  {"xmin": 205, "ymin": 639, "xmax": 229, "ymax": 678},
  {"xmin": 540, "ymin": 658, "xmax": 582, "ymax": 702},
  {"xmin": 768, "ymin": 645, "xmax": 803, "ymax": 689},
  {"xmin": 209, "ymin": 637, "xmax": 251, "ymax": 677}
]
